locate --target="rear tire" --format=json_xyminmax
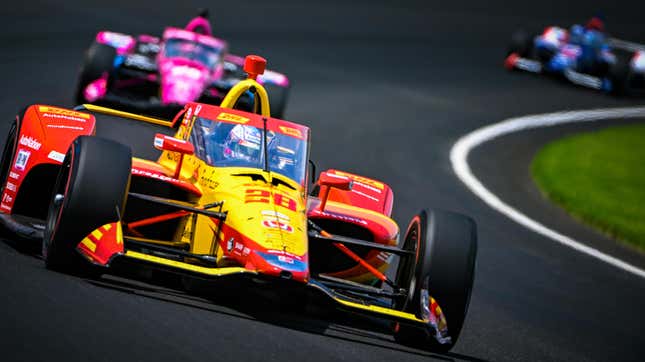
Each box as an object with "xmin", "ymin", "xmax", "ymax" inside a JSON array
[
  {"xmin": 608, "ymin": 52, "xmax": 633, "ymax": 96},
  {"xmin": 0, "ymin": 120, "xmax": 17, "ymax": 197},
  {"xmin": 393, "ymin": 209, "xmax": 477, "ymax": 352},
  {"xmin": 75, "ymin": 42, "xmax": 117, "ymax": 104},
  {"xmin": 265, "ymin": 84, "xmax": 289, "ymax": 119},
  {"xmin": 508, "ymin": 30, "xmax": 534, "ymax": 57},
  {"xmin": 43, "ymin": 136, "xmax": 131, "ymax": 273}
]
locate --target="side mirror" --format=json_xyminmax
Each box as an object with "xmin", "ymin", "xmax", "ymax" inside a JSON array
[
  {"xmin": 154, "ymin": 133, "xmax": 194, "ymax": 179},
  {"xmin": 317, "ymin": 172, "xmax": 352, "ymax": 211},
  {"xmin": 154, "ymin": 133, "xmax": 194, "ymax": 155}
]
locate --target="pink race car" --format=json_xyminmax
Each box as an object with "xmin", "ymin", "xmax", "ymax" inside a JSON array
[{"xmin": 75, "ymin": 10, "xmax": 290, "ymax": 118}]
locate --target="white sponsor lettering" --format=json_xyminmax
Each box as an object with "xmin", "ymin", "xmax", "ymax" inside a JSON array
[
  {"xmin": 131, "ymin": 168, "xmax": 178, "ymax": 182},
  {"xmin": 154, "ymin": 137, "xmax": 164, "ymax": 148},
  {"xmin": 6, "ymin": 182, "xmax": 16, "ymax": 192},
  {"xmin": 43, "ymin": 113, "xmax": 86, "ymax": 122},
  {"xmin": 47, "ymin": 124, "xmax": 84, "ymax": 130},
  {"xmin": 353, "ymin": 180, "xmax": 382, "ymax": 194},
  {"xmin": 320, "ymin": 211, "xmax": 368, "ymax": 225},
  {"xmin": 47, "ymin": 151, "xmax": 66, "ymax": 163},
  {"xmin": 260, "ymin": 210, "xmax": 290, "ymax": 221},
  {"xmin": 2, "ymin": 193, "xmax": 13, "ymax": 203},
  {"xmin": 9, "ymin": 172, "xmax": 19, "ymax": 179},
  {"xmin": 352, "ymin": 189, "xmax": 379, "ymax": 202},
  {"xmin": 0, "ymin": 203, "xmax": 11, "ymax": 211},
  {"xmin": 14, "ymin": 150, "xmax": 30, "ymax": 171},
  {"xmin": 19, "ymin": 135, "xmax": 41, "ymax": 150},
  {"xmin": 170, "ymin": 65, "xmax": 201, "ymax": 79}
]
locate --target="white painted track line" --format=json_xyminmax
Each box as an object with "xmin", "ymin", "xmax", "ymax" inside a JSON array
[{"xmin": 450, "ymin": 106, "xmax": 645, "ymax": 279}]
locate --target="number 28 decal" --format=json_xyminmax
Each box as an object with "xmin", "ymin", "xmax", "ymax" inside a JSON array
[{"xmin": 245, "ymin": 189, "xmax": 297, "ymax": 211}]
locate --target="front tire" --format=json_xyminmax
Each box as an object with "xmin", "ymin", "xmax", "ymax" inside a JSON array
[
  {"xmin": 75, "ymin": 42, "xmax": 117, "ymax": 104},
  {"xmin": 393, "ymin": 209, "xmax": 477, "ymax": 352},
  {"xmin": 508, "ymin": 30, "xmax": 534, "ymax": 58},
  {"xmin": 43, "ymin": 136, "xmax": 131, "ymax": 273}
]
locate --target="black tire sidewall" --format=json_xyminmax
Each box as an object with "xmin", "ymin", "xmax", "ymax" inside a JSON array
[
  {"xmin": 75, "ymin": 42, "xmax": 117, "ymax": 104},
  {"xmin": 395, "ymin": 209, "xmax": 477, "ymax": 350},
  {"xmin": 44, "ymin": 136, "xmax": 131, "ymax": 270}
]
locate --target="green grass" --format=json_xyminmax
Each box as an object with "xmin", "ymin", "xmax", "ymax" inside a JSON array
[{"xmin": 531, "ymin": 123, "xmax": 645, "ymax": 251}]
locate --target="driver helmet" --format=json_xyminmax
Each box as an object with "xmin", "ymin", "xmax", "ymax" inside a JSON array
[
  {"xmin": 223, "ymin": 124, "xmax": 262, "ymax": 162},
  {"xmin": 585, "ymin": 16, "xmax": 605, "ymax": 32}
]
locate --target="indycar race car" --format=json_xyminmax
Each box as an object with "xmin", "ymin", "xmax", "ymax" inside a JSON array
[
  {"xmin": 0, "ymin": 55, "xmax": 476, "ymax": 352},
  {"xmin": 75, "ymin": 10, "xmax": 290, "ymax": 118},
  {"xmin": 504, "ymin": 18, "xmax": 645, "ymax": 95}
]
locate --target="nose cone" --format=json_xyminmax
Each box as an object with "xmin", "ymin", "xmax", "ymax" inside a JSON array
[{"xmin": 247, "ymin": 250, "xmax": 309, "ymax": 282}]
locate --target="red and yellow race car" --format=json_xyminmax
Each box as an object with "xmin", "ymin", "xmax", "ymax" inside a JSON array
[{"xmin": 0, "ymin": 55, "xmax": 477, "ymax": 352}]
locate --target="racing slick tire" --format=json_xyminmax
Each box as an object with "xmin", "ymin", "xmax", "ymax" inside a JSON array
[
  {"xmin": 265, "ymin": 84, "xmax": 289, "ymax": 119},
  {"xmin": 43, "ymin": 136, "xmax": 131, "ymax": 273},
  {"xmin": 508, "ymin": 30, "xmax": 533, "ymax": 58},
  {"xmin": 0, "ymin": 120, "xmax": 17, "ymax": 200},
  {"xmin": 74, "ymin": 42, "xmax": 117, "ymax": 105},
  {"xmin": 393, "ymin": 209, "xmax": 477, "ymax": 352},
  {"xmin": 608, "ymin": 52, "xmax": 633, "ymax": 96}
]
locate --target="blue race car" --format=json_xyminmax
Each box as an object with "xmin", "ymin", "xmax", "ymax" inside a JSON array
[{"xmin": 504, "ymin": 17, "xmax": 645, "ymax": 95}]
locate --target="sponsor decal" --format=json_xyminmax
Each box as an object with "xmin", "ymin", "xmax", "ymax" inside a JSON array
[
  {"xmin": 9, "ymin": 172, "xmax": 19, "ymax": 179},
  {"xmin": 154, "ymin": 136, "xmax": 164, "ymax": 148},
  {"xmin": 170, "ymin": 65, "xmax": 202, "ymax": 79},
  {"xmin": 257, "ymin": 251, "xmax": 307, "ymax": 271},
  {"xmin": 47, "ymin": 124, "xmax": 84, "ymax": 130},
  {"xmin": 101, "ymin": 32, "xmax": 133, "ymax": 49},
  {"xmin": 131, "ymin": 168, "xmax": 184, "ymax": 183},
  {"xmin": 2, "ymin": 193, "xmax": 13, "ymax": 203},
  {"xmin": 47, "ymin": 151, "xmax": 65, "ymax": 163},
  {"xmin": 0, "ymin": 203, "xmax": 11, "ymax": 211},
  {"xmin": 217, "ymin": 112, "xmax": 249, "ymax": 124},
  {"xmin": 199, "ymin": 175, "xmax": 219, "ymax": 190},
  {"xmin": 19, "ymin": 135, "xmax": 42, "ymax": 150},
  {"xmin": 262, "ymin": 219, "xmax": 293, "ymax": 233},
  {"xmin": 261, "ymin": 209, "xmax": 293, "ymax": 232},
  {"xmin": 194, "ymin": 104, "xmax": 202, "ymax": 116},
  {"xmin": 5, "ymin": 182, "xmax": 16, "ymax": 192},
  {"xmin": 278, "ymin": 126, "xmax": 303, "ymax": 139},
  {"xmin": 14, "ymin": 150, "xmax": 30, "ymax": 171},
  {"xmin": 261, "ymin": 210, "xmax": 290, "ymax": 221},
  {"xmin": 277, "ymin": 255, "xmax": 294, "ymax": 264},
  {"xmin": 333, "ymin": 170, "xmax": 385, "ymax": 190},
  {"xmin": 244, "ymin": 189, "xmax": 297, "ymax": 211},
  {"xmin": 38, "ymin": 106, "xmax": 89, "ymax": 121},
  {"xmin": 226, "ymin": 237, "xmax": 234, "ymax": 252},
  {"xmin": 242, "ymin": 247, "xmax": 250, "ymax": 256},
  {"xmin": 184, "ymin": 107, "xmax": 193, "ymax": 125},
  {"xmin": 266, "ymin": 249, "xmax": 304, "ymax": 260},
  {"xmin": 124, "ymin": 54, "xmax": 156, "ymax": 71},
  {"xmin": 320, "ymin": 210, "xmax": 368, "ymax": 225},
  {"xmin": 353, "ymin": 189, "xmax": 379, "ymax": 202}
]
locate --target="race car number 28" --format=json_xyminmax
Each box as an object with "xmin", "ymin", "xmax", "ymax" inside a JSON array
[{"xmin": 245, "ymin": 189, "xmax": 297, "ymax": 211}]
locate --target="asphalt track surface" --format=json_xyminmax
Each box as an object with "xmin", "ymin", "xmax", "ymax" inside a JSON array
[{"xmin": 1, "ymin": 1, "xmax": 645, "ymax": 361}]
